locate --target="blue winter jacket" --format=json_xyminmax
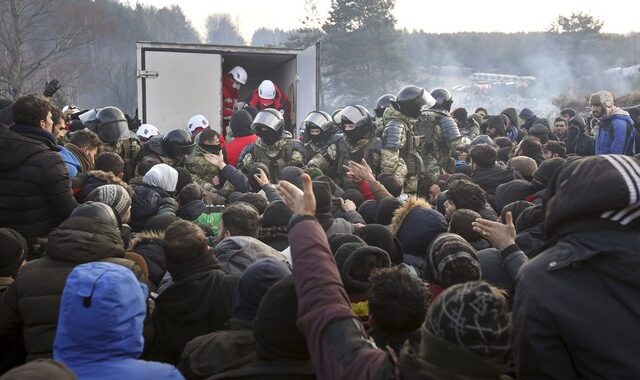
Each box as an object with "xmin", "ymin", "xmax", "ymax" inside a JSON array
[
  {"xmin": 58, "ymin": 145, "xmax": 81, "ymax": 177},
  {"xmin": 53, "ymin": 262, "xmax": 183, "ymax": 380},
  {"xmin": 595, "ymin": 112, "xmax": 634, "ymax": 155}
]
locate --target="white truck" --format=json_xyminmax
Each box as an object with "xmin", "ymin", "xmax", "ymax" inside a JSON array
[{"xmin": 136, "ymin": 41, "xmax": 319, "ymax": 136}]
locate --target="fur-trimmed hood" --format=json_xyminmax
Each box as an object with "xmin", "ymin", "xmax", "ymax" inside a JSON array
[
  {"xmin": 390, "ymin": 197, "xmax": 448, "ymax": 257},
  {"xmin": 128, "ymin": 229, "xmax": 164, "ymax": 251},
  {"xmin": 390, "ymin": 197, "xmax": 432, "ymax": 235},
  {"xmin": 73, "ymin": 169, "xmax": 135, "ymax": 203}
]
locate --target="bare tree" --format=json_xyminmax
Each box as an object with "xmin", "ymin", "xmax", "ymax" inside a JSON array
[
  {"xmin": 205, "ymin": 14, "xmax": 245, "ymax": 46},
  {"xmin": 0, "ymin": 0, "xmax": 93, "ymax": 99}
]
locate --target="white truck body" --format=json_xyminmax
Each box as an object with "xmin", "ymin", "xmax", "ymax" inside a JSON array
[{"xmin": 136, "ymin": 41, "xmax": 319, "ymax": 136}]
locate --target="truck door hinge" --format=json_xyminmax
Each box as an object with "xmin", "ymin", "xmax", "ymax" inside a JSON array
[{"xmin": 137, "ymin": 70, "xmax": 159, "ymax": 79}]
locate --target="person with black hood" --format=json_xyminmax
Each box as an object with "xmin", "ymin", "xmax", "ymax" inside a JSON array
[
  {"xmin": 0, "ymin": 95, "xmax": 78, "ymax": 259},
  {"xmin": 313, "ymin": 181, "xmax": 354, "ymax": 237},
  {"xmin": 258, "ymin": 201, "xmax": 293, "ymax": 251},
  {"xmin": 565, "ymin": 115, "xmax": 595, "ymax": 156},
  {"xmin": 178, "ymin": 258, "xmax": 290, "ymax": 380},
  {"xmin": 514, "ymin": 155, "xmax": 640, "ymax": 379},
  {"xmin": 501, "ymin": 107, "xmax": 525, "ymax": 142},
  {"xmin": 145, "ymin": 220, "xmax": 238, "ymax": 365},
  {"xmin": 529, "ymin": 157, "xmax": 566, "ymax": 204},
  {"xmin": 484, "ymin": 115, "xmax": 506, "ymax": 139},
  {"xmin": 519, "ymin": 108, "xmax": 538, "ymax": 132},
  {"xmin": 0, "ymin": 202, "xmax": 131, "ymax": 362},
  {"xmin": 130, "ymin": 163, "xmax": 179, "ymax": 231},
  {"xmin": 470, "ymin": 144, "xmax": 522, "ymax": 206},
  {"xmin": 225, "ymin": 110, "xmax": 257, "ymax": 168}
]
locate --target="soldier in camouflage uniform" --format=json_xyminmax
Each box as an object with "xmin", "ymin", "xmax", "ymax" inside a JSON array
[
  {"xmin": 83, "ymin": 106, "xmax": 141, "ymax": 182},
  {"xmin": 414, "ymin": 88, "xmax": 470, "ymax": 188},
  {"xmin": 374, "ymin": 94, "xmax": 396, "ymax": 137},
  {"xmin": 307, "ymin": 105, "xmax": 381, "ymax": 188},
  {"xmin": 136, "ymin": 129, "xmax": 196, "ymax": 172},
  {"xmin": 237, "ymin": 108, "xmax": 306, "ymax": 182},
  {"xmin": 188, "ymin": 128, "xmax": 223, "ymax": 191},
  {"xmin": 302, "ymin": 110, "xmax": 340, "ymax": 163},
  {"xmin": 380, "ymin": 86, "xmax": 437, "ymax": 194}
]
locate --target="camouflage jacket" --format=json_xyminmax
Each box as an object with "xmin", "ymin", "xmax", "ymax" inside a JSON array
[
  {"xmin": 188, "ymin": 145, "xmax": 219, "ymax": 191},
  {"xmin": 237, "ymin": 137, "xmax": 306, "ymax": 182},
  {"xmin": 101, "ymin": 138, "xmax": 141, "ymax": 181}
]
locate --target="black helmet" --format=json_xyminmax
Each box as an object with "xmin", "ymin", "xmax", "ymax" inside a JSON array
[
  {"xmin": 252, "ymin": 108, "xmax": 285, "ymax": 132},
  {"xmin": 430, "ymin": 88, "xmax": 454, "ymax": 112},
  {"xmin": 339, "ymin": 105, "xmax": 372, "ymax": 129},
  {"xmin": 162, "ymin": 129, "xmax": 196, "ymax": 159},
  {"xmin": 375, "ymin": 94, "xmax": 396, "ymax": 118},
  {"xmin": 70, "ymin": 201, "xmax": 118, "ymax": 228},
  {"xmin": 81, "ymin": 107, "xmax": 128, "ymax": 143},
  {"xmin": 331, "ymin": 108, "xmax": 343, "ymax": 124},
  {"xmin": 392, "ymin": 86, "xmax": 436, "ymax": 118},
  {"xmin": 304, "ymin": 111, "xmax": 333, "ymax": 131}
]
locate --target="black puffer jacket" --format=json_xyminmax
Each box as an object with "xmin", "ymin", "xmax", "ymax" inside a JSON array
[
  {"xmin": 565, "ymin": 115, "xmax": 595, "ymax": 156},
  {"xmin": 0, "ymin": 125, "xmax": 77, "ymax": 241},
  {"xmin": 130, "ymin": 183, "xmax": 177, "ymax": 232},
  {"xmin": 0, "ymin": 217, "xmax": 125, "ymax": 361},
  {"xmin": 129, "ymin": 230, "xmax": 166, "ymax": 288}
]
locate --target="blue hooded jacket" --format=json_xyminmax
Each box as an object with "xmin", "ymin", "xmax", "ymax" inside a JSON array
[
  {"xmin": 595, "ymin": 112, "xmax": 635, "ymax": 155},
  {"xmin": 53, "ymin": 262, "xmax": 183, "ymax": 380},
  {"xmin": 58, "ymin": 145, "xmax": 81, "ymax": 177}
]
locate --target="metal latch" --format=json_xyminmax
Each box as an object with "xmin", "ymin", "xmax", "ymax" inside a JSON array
[{"xmin": 137, "ymin": 70, "xmax": 159, "ymax": 79}]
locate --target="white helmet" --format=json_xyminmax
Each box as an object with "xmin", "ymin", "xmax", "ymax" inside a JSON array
[
  {"xmin": 228, "ymin": 66, "xmax": 248, "ymax": 85},
  {"xmin": 136, "ymin": 124, "xmax": 160, "ymax": 139},
  {"xmin": 187, "ymin": 114, "xmax": 211, "ymax": 133},
  {"xmin": 258, "ymin": 80, "xmax": 276, "ymax": 100}
]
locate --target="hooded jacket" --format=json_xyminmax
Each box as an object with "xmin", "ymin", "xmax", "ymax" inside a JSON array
[
  {"xmin": 226, "ymin": 110, "xmax": 257, "ymax": 167},
  {"xmin": 595, "ymin": 108, "xmax": 634, "ymax": 155},
  {"xmin": 0, "ymin": 125, "xmax": 77, "ymax": 242},
  {"xmin": 214, "ymin": 236, "xmax": 287, "ymax": 276},
  {"xmin": 565, "ymin": 115, "xmax": 595, "ymax": 156},
  {"xmin": 471, "ymin": 162, "xmax": 522, "ymax": 205},
  {"xmin": 129, "ymin": 230, "xmax": 166, "ymax": 288},
  {"xmin": 53, "ymin": 262, "xmax": 182, "ymax": 380},
  {"xmin": 146, "ymin": 253, "xmax": 238, "ymax": 365},
  {"xmin": 0, "ymin": 218, "xmax": 125, "ymax": 361},
  {"xmin": 514, "ymin": 155, "xmax": 640, "ymax": 379},
  {"xmin": 72, "ymin": 170, "xmax": 134, "ymax": 203},
  {"xmin": 130, "ymin": 182, "xmax": 177, "ymax": 232}
]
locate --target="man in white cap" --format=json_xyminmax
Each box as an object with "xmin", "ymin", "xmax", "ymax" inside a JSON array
[
  {"xmin": 248, "ymin": 79, "xmax": 290, "ymax": 128},
  {"xmin": 136, "ymin": 123, "xmax": 159, "ymax": 144},
  {"xmin": 223, "ymin": 66, "xmax": 248, "ymax": 127}
]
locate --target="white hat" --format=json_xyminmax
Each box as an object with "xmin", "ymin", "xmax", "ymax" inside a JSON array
[
  {"xmin": 228, "ymin": 66, "xmax": 248, "ymax": 85},
  {"xmin": 187, "ymin": 114, "xmax": 210, "ymax": 133},
  {"xmin": 136, "ymin": 124, "xmax": 160, "ymax": 139},
  {"xmin": 258, "ymin": 80, "xmax": 276, "ymax": 100}
]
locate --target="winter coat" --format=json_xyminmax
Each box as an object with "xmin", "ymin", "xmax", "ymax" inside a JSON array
[
  {"xmin": 129, "ymin": 230, "xmax": 166, "ymax": 288},
  {"xmin": 471, "ymin": 163, "xmax": 522, "ymax": 209},
  {"xmin": 145, "ymin": 260, "xmax": 238, "ymax": 365},
  {"xmin": 248, "ymin": 84, "xmax": 290, "ymax": 127},
  {"xmin": 565, "ymin": 116, "xmax": 595, "ymax": 156},
  {"xmin": 0, "ymin": 217, "xmax": 125, "ymax": 361},
  {"xmin": 53, "ymin": 262, "xmax": 183, "ymax": 380},
  {"xmin": 514, "ymin": 155, "xmax": 640, "ymax": 379},
  {"xmin": 595, "ymin": 109, "xmax": 635, "ymax": 155},
  {"xmin": 214, "ymin": 236, "xmax": 287, "ymax": 276},
  {"xmin": 72, "ymin": 170, "xmax": 134, "ymax": 203},
  {"xmin": 58, "ymin": 146, "xmax": 82, "ymax": 178},
  {"xmin": 208, "ymin": 359, "xmax": 316, "ymax": 380},
  {"xmin": 0, "ymin": 125, "xmax": 77, "ymax": 243},
  {"xmin": 226, "ymin": 135, "xmax": 257, "ymax": 168},
  {"xmin": 130, "ymin": 183, "xmax": 177, "ymax": 232},
  {"xmin": 222, "ymin": 75, "xmax": 239, "ymax": 120},
  {"xmin": 476, "ymin": 247, "xmax": 527, "ymax": 297}
]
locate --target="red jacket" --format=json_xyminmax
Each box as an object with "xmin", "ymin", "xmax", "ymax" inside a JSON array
[
  {"xmin": 222, "ymin": 75, "xmax": 238, "ymax": 120},
  {"xmin": 225, "ymin": 134, "xmax": 257, "ymax": 168},
  {"xmin": 248, "ymin": 83, "xmax": 291, "ymax": 127}
]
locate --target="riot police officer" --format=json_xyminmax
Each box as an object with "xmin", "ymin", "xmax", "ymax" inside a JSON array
[
  {"xmin": 137, "ymin": 129, "xmax": 196, "ymax": 171},
  {"xmin": 380, "ymin": 85, "xmax": 436, "ymax": 194},
  {"xmin": 374, "ymin": 94, "xmax": 396, "ymax": 135},
  {"xmin": 237, "ymin": 108, "xmax": 305, "ymax": 182},
  {"xmin": 302, "ymin": 110, "xmax": 340, "ymax": 161},
  {"xmin": 82, "ymin": 106, "xmax": 141, "ymax": 181},
  {"xmin": 308, "ymin": 105, "xmax": 380, "ymax": 188},
  {"xmin": 414, "ymin": 88, "xmax": 470, "ymax": 191}
]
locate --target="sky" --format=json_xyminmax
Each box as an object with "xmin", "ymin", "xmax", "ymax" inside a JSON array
[{"xmin": 128, "ymin": 0, "xmax": 639, "ymax": 41}]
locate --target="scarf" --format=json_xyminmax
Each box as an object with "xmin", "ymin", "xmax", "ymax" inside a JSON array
[
  {"xmin": 11, "ymin": 124, "xmax": 58, "ymax": 148},
  {"xmin": 166, "ymin": 250, "xmax": 220, "ymax": 282},
  {"xmin": 65, "ymin": 143, "xmax": 92, "ymax": 173}
]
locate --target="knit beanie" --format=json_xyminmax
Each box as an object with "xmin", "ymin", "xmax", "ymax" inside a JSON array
[
  {"xmin": 237, "ymin": 193, "xmax": 268, "ymax": 214},
  {"xmin": 494, "ymin": 180, "xmax": 534, "ymax": 213},
  {"xmin": 175, "ymin": 167, "xmax": 193, "ymax": 193},
  {"xmin": 376, "ymin": 197, "xmax": 402, "ymax": 225},
  {"xmin": 261, "ymin": 200, "xmax": 293, "ymax": 228},
  {"xmin": 86, "ymin": 184, "xmax": 131, "ymax": 219},
  {"xmin": 425, "ymin": 233, "xmax": 481, "ymax": 286},
  {"xmin": 533, "ymin": 157, "xmax": 566, "ymax": 189},
  {"xmin": 0, "ymin": 359, "xmax": 76, "ymax": 380},
  {"xmin": 143, "ymin": 214, "xmax": 179, "ymax": 232},
  {"xmin": 0, "ymin": 228, "xmax": 27, "ymax": 277},
  {"xmin": 501, "ymin": 200, "xmax": 534, "ymax": 225},
  {"xmin": 341, "ymin": 246, "xmax": 391, "ymax": 294},
  {"xmin": 233, "ymin": 258, "xmax": 291, "ymax": 322},
  {"xmin": 253, "ymin": 276, "xmax": 309, "ymax": 360},
  {"xmin": 334, "ymin": 242, "xmax": 366, "ymax": 272},
  {"xmin": 451, "ymin": 108, "xmax": 467, "ymax": 125},
  {"xmin": 314, "ymin": 175, "xmax": 343, "ymax": 197},
  {"xmin": 470, "ymin": 134, "xmax": 494, "ymax": 146},
  {"xmin": 312, "ymin": 181, "xmax": 332, "ymax": 214},
  {"xmin": 307, "ymin": 167, "xmax": 324, "ymax": 179},
  {"xmin": 423, "ymin": 281, "xmax": 512, "ymax": 365},
  {"xmin": 519, "ymin": 108, "xmax": 535, "ymax": 119},
  {"xmin": 500, "ymin": 107, "xmax": 518, "ymax": 127},
  {"xmin": 230, "ymin": 109, "xmax": 254, "ymax": 137},
  {"xmin": 280, "ymin": 166, "xmax": 305, "ymax": 190},
  {"xmin": 354, "ymin": 224, "xmax": 404, "ymax": 265},
  {"xmin": 358, "ymin": 200, "xmax": 379, "ymax": 224},
  {"xmin": 328, "ymin": 234, "xmax": 365, "ymax": 256},
  {"xmin": 486, "ymin": 116, "xmax": 506, "ymax": 136}
]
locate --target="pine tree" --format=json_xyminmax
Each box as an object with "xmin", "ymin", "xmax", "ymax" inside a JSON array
[{"xmin": 285, "ymin": 0, "xmax": 325, "ymax": 49}]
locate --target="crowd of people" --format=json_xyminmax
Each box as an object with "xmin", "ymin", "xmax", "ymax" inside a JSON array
[{"xmin": 0, "ymin": 77, "xmax": 639, "ymax": 380}]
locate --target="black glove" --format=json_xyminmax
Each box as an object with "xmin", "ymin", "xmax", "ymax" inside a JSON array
[{"xmin": 43, "ymin": 79, "xmax": 62, "ymax": 97}]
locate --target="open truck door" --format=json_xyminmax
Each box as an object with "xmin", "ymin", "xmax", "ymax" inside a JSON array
[
  {"xmin": 137, "ymin": 46, "xmax": 222, "ymax": 134},
  {"xmin": 295, "ymin": 43, "xmax": 319, "ymax": 137}
]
